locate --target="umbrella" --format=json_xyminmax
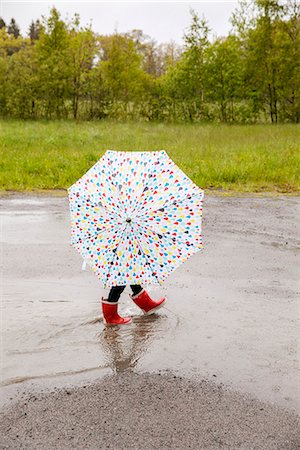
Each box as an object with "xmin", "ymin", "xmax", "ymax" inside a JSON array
[{"xmin": 68, "ymin": 150, "xmax": 204, "ymax": 288}]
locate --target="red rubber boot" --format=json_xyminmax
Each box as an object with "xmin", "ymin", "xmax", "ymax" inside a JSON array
[
  {"xmin": 129, "ymin": 289, "xmax": 167, "ymax": 315},
  {"xmin": 102, "ymin": 298, "xmax": 132, "ymax": 326}
]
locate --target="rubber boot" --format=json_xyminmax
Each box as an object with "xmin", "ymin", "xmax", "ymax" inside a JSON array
[
  {"xmin": 102, "ymin": 298, "xmax": 132, "ymax": 326},
  {"xmin": 129, "ymin": 289, "xmax": 167, "ymax": 315}
]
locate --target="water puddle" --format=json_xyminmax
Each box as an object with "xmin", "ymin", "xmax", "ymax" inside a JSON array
[{"xmin": 1, "ymin": 194, "xmax": 299, "ymax": 413}]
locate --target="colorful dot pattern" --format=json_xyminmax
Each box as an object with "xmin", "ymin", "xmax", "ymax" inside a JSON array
[{"xmin": 68, "ymin": 150, "xmax": 204, "ymax": 288}]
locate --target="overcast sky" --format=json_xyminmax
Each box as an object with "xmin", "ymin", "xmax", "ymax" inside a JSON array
[{"xmin": 0, "ymin": 1, "xmax": 239, "ymax": 44}]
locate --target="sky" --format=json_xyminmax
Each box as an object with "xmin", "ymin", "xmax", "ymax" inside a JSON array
[{"xmin": 0, "ymin": 1, "xmax": 239, "ymax": 44}]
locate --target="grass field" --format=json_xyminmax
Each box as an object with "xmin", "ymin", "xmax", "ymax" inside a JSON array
[{"xmin": 0, "ymin": 120, "xmax": 299, "ymax": 193}]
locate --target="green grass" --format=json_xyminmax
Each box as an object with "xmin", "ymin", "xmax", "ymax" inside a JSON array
[{"xmin": 0, "ymin": 119, "xmax": 299, "ymax": 193}]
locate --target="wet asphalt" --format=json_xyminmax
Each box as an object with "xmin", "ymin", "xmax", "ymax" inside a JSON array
[{"xmin": 1, "ymin": 194, "xmax": 299, "ymax": 449}]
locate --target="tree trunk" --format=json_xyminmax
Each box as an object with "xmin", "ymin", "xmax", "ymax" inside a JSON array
[{"xmin": 268, "ymin": 83, "xmax": 274, "ymax": 123}]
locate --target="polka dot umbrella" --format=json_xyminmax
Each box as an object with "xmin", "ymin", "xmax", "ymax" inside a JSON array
[{"xmin": 68, "ymin": 150, "xmax": 204, "ymax": 288}]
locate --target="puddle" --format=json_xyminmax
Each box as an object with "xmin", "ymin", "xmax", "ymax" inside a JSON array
[{"xmin": 1, "ymin": 194, "xmax": 300, "ymax": 413}]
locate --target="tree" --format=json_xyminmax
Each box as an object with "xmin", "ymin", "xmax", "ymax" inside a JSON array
[
  {"xmin": 183, "ymin": 8, "xmax": 210, "ymax": 106},
  {"xmin": 162, "ymin": 9, "xmax": 210, "ymax": 121},
  {"xmin": 0, "ymin": 26, "xmax": 26, "ymax": 56},
  {"xmin": 82, "ymin": 64, "xmax": 110, "ymax": 119},
  {"xmin": 5, "ymin": 45, "xmax": 38, "ymax": 118},
  {"xmin": 68, "ymin": 14, "xmax": 97, "ymax": 118},
  {"xmin": 0, "ymin": 47, "xmax": 8, "ymax": 115},
  {"xmin": 230, "ymin": 0, "xmax": 258, "ymax": 37},
  {"xmin": 230, "ymin": 0, "xmax": 299, "ymax": 123},
  {"xmin": 0, "ymin": 3, "xmax": 298, "ymax": 123},
  {"xmin": 99, "ymin": 32, "xmax": 148, "ymax": 115},
  {"xmin": 29, "ymin": 19, "xmax": 42, "ymax": 41},
  {"xmin": 127, "ymin": 29, "xmax": 162, "ymax": 77},
  {"xmin": 35, "ymin": 7, "xmax": 72, "ymax": 118},
  {"xmin": 276, "ymin": 0, "xmax": 300, "ymax": 122},
  {"xmin": 7, "ymin": 18, "xmax": 20, "ymax": 38},
  {"xmin": 205, "ymin": 35, "xmax": 244, "ymax": 121},
  {"xmin": 156, "ymin": 41, "xmax": 182, "ymax": 75},
  {"xmin": 0, "ymin": 17, "xmax": 6, "ymax": 30}
]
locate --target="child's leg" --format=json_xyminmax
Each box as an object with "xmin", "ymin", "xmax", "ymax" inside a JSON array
[
  {"xmin": 102, "ymin": 285, "xmax": 132, "ymax": 325},
  {"xmin": 107, "ymin": 285, "xmax": 126, "ymax": 302},
  {"xmin": 129, "ymin": 285, "xmax": 166, "ymax": 314},
  {"xmin": 130, "ymin": 284, "xmax": 143, "ymax": 296}
]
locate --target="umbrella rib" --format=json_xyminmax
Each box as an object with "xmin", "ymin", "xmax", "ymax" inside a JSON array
[
  {"xmin": 103, "ymin": 224, "xmax": 127, "ymax": 284},
  {"xmin": 129, "ymin": 152, "xmax": 162, "ymax": 217},
  {"xmin": 71, "ymin": 191, "xmax": 124, "ymax": 219},
  {"xmin": 134, "ymin": 218, "xmax": 203, "ymax": 249},
  {"xmin": 131, "ymin": 222, "xmax": 162, "ymax": 284},
  {"xmin": 133, "ymin": 221, "xmax": 203, "ymax": 283},
  {"xmin": 72, "ymin": 222, "xmax": 122, "ymax": 247},
  {"xmin": 70, "ymin": 195, "xmax": 124, "ymax": 245},
  {"xmin": 134, "ymin": 191, "xmax": 203, "ymax": 221}
]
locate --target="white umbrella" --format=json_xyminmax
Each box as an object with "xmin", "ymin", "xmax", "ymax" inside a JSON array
[{"xmin": 68, "ymin": 150, "xmax": 204, "ymax": 288}]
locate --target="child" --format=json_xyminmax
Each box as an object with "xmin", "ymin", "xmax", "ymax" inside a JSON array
[{"xmin": 101, "ymin": 285, "xmax": 167, "ymax": 325}]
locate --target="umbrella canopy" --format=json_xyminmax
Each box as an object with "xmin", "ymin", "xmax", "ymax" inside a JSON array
[{"xmin": 68, "ymin": 150, "xmax": 204, "ymax": 288}]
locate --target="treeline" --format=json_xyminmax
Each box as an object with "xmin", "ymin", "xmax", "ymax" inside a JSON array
[{"xmin": 0, "ymin": 0, "xmax": 299, "ymax": 123}]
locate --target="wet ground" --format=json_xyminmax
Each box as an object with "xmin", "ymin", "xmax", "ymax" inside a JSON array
[{"xmin": 1, "ymin": 194, "xmax": 300, "ymax": 448}]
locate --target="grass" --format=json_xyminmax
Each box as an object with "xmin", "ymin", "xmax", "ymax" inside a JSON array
[{"xmin": 0, "ymin": 119, "xmax": 299, "ymax": 193}]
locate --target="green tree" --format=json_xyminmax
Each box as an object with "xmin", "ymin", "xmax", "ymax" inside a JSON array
[
  {"xmin": 0, "ymin": 48, "xmax": 8, "ymax": 115},
  {"xmin": 205, "ymin": 35, "xmax": 244, "ymax": 122},
  {"xmin": 230, "ymin": 0, "xmax": 299, "ymax": 123},
  {"xmin": 275, "ymin": 0, "xmax": 300, "ymax": 122},
  {"xmin": 156, "ymin": 41, "xmax": 182, "ymax": 75},
  {"xmin": 183, "ymin": 9, "xmax": 210, "ymax": 109},
  {"xmin": 5, "ymin": 44, "xmax": 38, "ymax": 118},
  {"xmin": 35, "ymin": 7, "xmax": 72, "ymax": 118},
  {"xmin": 99, "ymin": 32, "xmax": 148, "ymax": 116},
  {"xmin": 81, "ymin": 63, "xmax": 111, "ymax": 119},
  {"xmin": 68, "ymin": 14, "xmax": 97, "ymax": 118},
  {"xmin": 162, "ymin": 9, "xmax": 210, "ymax": 121},
  {"xmin": 0, "ymin": 26, "xmax": 25, "ymax": 56}
]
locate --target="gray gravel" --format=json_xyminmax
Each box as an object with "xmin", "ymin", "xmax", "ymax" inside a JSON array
[{"xmin": 1, "ymin": 372, "xmax": 299, "ymax": 450}]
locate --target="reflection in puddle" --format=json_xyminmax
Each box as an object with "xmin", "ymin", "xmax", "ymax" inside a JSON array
[{"xmin": 98, "ymin": 315, "xmax": 166, "ymax": 373}]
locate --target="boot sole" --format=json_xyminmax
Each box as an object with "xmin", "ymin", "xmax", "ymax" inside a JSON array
[
  {"xmin": 142, "ymin": 298, "xmax": 167, "ymax": 315},
  {"xmin": 103, "ymin": 318, "xmax": 132, "ymax": 326}
]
